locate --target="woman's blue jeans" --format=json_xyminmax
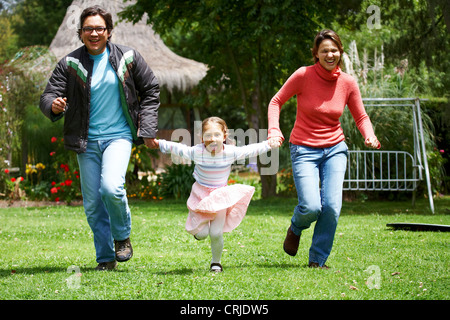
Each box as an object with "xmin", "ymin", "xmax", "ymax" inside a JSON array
[
  {"xmin": 77, "ymin": 138, "xmax": 132, "ymax": 263},
  {"xmin": 289, "ymin": 141, "xmax": 348, "ymax": 267}
]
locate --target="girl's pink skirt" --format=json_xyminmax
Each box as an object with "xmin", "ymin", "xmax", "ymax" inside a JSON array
[{"xmin": 185, "ymin": 182, "xmax": 255, "ymax": 235}]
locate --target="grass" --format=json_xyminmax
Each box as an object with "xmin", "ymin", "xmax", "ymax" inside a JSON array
[{"xmin": 0, "ymin": 195, "xmax": 449, "ymax": 301}]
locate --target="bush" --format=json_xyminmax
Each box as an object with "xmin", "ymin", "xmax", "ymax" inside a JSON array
[
  {"xmin": 126, "ymin": 176, "xmax": 163, "ymax": 201},
  {"xmin": 2, "ymin": 136, "xmax": 82, "ymax": 203},
  {"xmin": 276, "ymin": 168, "xmax": 296, "ymax": 197},
  {"xmin": 1, "ymin": 169, "xmax": 25, "ymax": 200},
  {"xmin": 158, "ymin": 164, "xmax": 195, "ymax": 199},
  {"xmin": 228, "ymin": 171, "xmax": 262, "ymax": 200}
]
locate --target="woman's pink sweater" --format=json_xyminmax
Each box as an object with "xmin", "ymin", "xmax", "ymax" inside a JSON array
[{"xmin": 268, "ymin": 62, "xmax": 375, "ymax": 148}]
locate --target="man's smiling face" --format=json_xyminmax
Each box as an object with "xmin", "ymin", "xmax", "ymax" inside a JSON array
[{"xmin": 80, "ymin": 15, "xmax": 110, "ymax": 55}]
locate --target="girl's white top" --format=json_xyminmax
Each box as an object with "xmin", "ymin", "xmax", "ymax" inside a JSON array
[{"xmin": 158, "ymin": 140, "xmax": 271, "ymax": 188}]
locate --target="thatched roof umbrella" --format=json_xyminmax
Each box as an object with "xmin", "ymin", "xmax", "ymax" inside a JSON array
[{"xmin": 49, "ymin": 0, "xmax": 208, "ymax": 93}]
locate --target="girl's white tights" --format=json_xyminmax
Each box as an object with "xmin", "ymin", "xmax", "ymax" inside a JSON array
[{"xmin": 195, "ymin": 209, "xmax": 227, "ymax": 265}]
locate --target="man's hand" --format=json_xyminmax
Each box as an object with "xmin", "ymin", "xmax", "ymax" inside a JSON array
[
  {"xmin": 52, "ymin": 97, "xmax": 67, "ymax": 114},
  {"xmin": 144, "ymin": 138, "xmax": 159, "ymax": 149}
]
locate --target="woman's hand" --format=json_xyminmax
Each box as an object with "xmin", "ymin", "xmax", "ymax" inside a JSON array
[
  {"xmin": 365, "ymin": 136, "xmax": 381, "ymax": 149},
  {"xmin": 268, "ymin": 137, "xmax": 283, "ymax": 148}
]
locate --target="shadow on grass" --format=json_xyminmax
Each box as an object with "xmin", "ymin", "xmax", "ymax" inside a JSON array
[
  {"xmin": 151, "ymin": 262, "xmax": 307, "ymax": 275},
  {"xmin": 248, "ymin": 195, "xmax": 450, "ymax": 216},
  {"xmin": 228, "ymin": 262, "xmax": 308, "ymax": 270},
  {"xmin": 154, "ymin": 267, "xmax": 198, "ymax": 276},
  {"xmin": 0, "ymin": 266, "xmax": 69, "ymax": 277},
  {"xmin": 0, "ymin": 265, "xmax": 141, "ymax": 277}
]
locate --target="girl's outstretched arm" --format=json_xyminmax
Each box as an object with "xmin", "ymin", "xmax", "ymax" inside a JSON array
[
  {"xmin": 158, "ymin": 139, "xmax": 195, "ymax": 161},
  {"xmin": 233, "ymin": 140, "xmax": 272, "ymax": 161}
]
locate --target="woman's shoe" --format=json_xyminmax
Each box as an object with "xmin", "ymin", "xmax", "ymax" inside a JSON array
[{"xmin": 283, "ymin": 226, "xmax": 300, "ymax": 256}]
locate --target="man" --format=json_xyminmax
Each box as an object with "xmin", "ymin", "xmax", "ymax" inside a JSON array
[{"xmin": 40, "ymin": 6, "xmax": 159, "ymax": 271}]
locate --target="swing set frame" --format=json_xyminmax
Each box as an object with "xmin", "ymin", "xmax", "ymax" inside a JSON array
[{"xmin": 343, "ymin": 98, "xmax": 435, "ymax": 213}]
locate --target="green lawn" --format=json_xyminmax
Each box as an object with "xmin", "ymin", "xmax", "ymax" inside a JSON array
[{"xmin": 0, "ymin": 196, "xmax": 448, "ymax": 301}]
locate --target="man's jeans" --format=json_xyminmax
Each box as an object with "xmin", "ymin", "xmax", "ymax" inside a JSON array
[
  {"xmin": 77, "ymin": 138, "xmax": 132, "ymax": 263},
  {"xmin": 289, "ymin": 141, "xmax": 348, "ymax": 266}
]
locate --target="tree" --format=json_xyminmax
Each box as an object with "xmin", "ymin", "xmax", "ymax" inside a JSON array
[
  {"xmin": 120, "ymin": 0, "xmax": 356, "ymax": 197},
  {"xmin": 0, "ymin": 0, "xmax": 21, "ymax": 12},
  {"xmin": 0, "ymin": 10, "xmax": 19, "ymax": 62},
  {"xmin": 334, "ymin": 0, "xmax": 450, "ymax": 193},
  {"xmin": 12, "ymin": 0, "xmax": 73, "ymax": 47},
  {"xmin": 336, "ymin": 0, "xmax": 449, "ymax": 97}
]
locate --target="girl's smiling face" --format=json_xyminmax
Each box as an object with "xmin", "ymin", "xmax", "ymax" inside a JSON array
[{"xmin": 202, "ymin": 123, "xmax": 226, "ymax": 155}]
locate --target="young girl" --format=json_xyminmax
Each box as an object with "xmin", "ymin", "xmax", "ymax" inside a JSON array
[{"xmin": 155, "ymin": 117, "xmax": 277, "ymax": 272}]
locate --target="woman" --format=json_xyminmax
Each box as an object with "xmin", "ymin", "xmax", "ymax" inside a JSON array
[{"xmin": 268, "ymin": 30, "xmax": 380, "ymax": 268}]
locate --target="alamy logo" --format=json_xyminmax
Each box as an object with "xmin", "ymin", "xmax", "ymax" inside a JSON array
[
  {"xmin": 170, "ymin": 122, "xmax": 279, "ymax": 175},
  {"xmin": 365, "ymin": 265, "xmax": 381, "ymax": 289},
  {"xmin": 65, "ymin": 5, "xmax": 81, "ymax": 30},
  {"xmin": 66, "ymin": 265, "xmax": 82, "ymax": 289},
  {"xmin": 366, "ymin": 5, "xmax": 381, "ymax": 30}
]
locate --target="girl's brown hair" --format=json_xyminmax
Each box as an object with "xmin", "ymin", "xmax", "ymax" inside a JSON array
[
  {"xmin": 202, "ymin": 116, "xmax": 228, "ymax": 135},
  {"xmin": 311, "ymin": 29, "xmax": 344, "ymax": 67},
  {"xmin": 202, "ymin": 117, "xmax": 235, "ymax": 145}
]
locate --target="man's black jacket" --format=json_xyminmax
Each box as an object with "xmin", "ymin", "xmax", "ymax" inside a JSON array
[{"xmin": 40, "ymin": 41, "xmax": 160, "ymax": 153}]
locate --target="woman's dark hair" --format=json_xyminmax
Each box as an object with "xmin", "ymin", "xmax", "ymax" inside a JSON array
[
  {"xmin": 77, "ymin": 6, "xmax": 113, "ymax": 42},
  {"xmin": 311, "ymin": 29, "xmax": 344, "ymax": 67}
]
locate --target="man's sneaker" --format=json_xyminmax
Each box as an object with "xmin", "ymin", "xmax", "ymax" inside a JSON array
[
  {"xmin": 308, "ymin": 262, "xmax": 330, "ymax": 269},
  {"xmin": 95, "ymin": 260, "xmax": 117, "ymax": 271},
  {"xmin": 114, "ymin": 238, "xmax": 133, "ymax": 262}
]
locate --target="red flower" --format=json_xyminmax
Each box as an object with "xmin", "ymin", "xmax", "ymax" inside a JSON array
[
  {"xmin": 50, "ymin": 152, "xmax": 56, "ymax": 156},
  {"xmin": 65, "ymin": 180, "xmax": 73, "ymax": 187},
  {"xmin": 4, "ymin": 169, "xmax": 9, "ymax": 174},
  {"xmin": 54, "ymin": 197, "xmax": 60, "ymax": 202},
  {"xmin": 60, "ymin": 182, "xmax": 65, "ymax": 186},
  {"xmin": 51, "ymin": 181, "xmax": 56, "ymax": 186},
  {"xmin": 11, "ymin": 178, "xmax": 16, "ymax": 182},
  {"xmin": 51, "ymin": 137, "xmax": 57, "ymax": 143},
  {"xmin": 60, "ymin": 164, "xmax": 69, "ymax": 172},
  {"xmin": 51, "ymin": 187, "xmax": 58, "ymax": 194},
  {"xmin": 19, "ymin": 177, "xmax": 23, "ymax": 181}
]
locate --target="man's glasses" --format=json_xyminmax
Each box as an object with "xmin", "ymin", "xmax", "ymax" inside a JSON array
[{"xmin": 81, "ymin": 27, "xmax": 107, "ymax": 34}]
